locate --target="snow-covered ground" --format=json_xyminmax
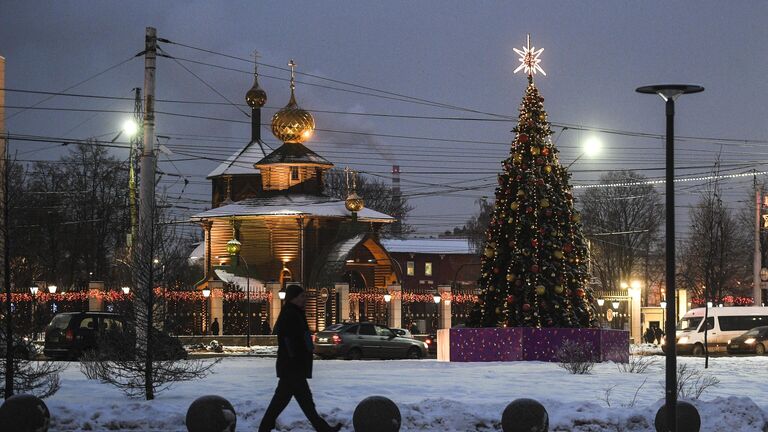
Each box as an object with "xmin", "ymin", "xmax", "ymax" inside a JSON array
[{"xmin": 40, "ymin": 349, "xmax": 768, "ymax": 431}]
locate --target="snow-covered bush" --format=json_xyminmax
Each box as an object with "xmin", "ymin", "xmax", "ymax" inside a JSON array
[{"xmin": 556, "ymin": 340, "xmax": 596, "ymax": 374}]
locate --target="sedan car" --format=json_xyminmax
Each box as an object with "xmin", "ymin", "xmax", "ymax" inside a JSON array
[
  {"xmin": 727, "ymin": 326, "xmax": 768, "ymax": 355},
  {"xmin": 314, "ymin": 322, "xmax": 428, "ymax": 360}
]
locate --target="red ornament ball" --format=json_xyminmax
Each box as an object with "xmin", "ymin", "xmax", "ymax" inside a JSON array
[
  {"xmin": 541, "ymin": 147, "xmax": 550, "ymax": 156},
  {"xmin": 519, "ymin": 133, "xmax": 529, "ymax": 143},
  {"xmin": 506, "ymin": 295, "xmax": 516, "ymax": 304},
  {"xmin": 531, "ymin": 239, "xmax": 538, "ymax": 247},
  {"xmin": 526, "ymin": 206, "xmax": 534, "ymax": 214},
  {"xmin": 493, "ymin": 267, "xmax": 501, "ymax": 274},
  {"xmin": 530, "ymin": 264, "xmax": 540, "ymax": 273},
  {"xmin": 576, "ymin": 288, "xmax": 586, "ymax": 298},
  {"xmin": 563, "ymin": 243, "xmax": 574, "ymax": 253},
  {"xmin": 545, "ymin": 209, "xmax": 553, "ymax": 217},
  {"xmin": 522, "ymin": 303, "xmax": 532, "ymax": 312}
]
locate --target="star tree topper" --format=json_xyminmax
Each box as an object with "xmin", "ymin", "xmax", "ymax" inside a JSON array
[{"xmin": 513, "ymin": 34, "xmax": 546, "ymax": 77}]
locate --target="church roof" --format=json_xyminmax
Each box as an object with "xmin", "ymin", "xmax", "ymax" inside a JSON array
[
  {"xmin": 380, "ymin": 238, "xmax": 475, "ymax": 254},
  {"xmin": 190, "ymin": 194, "xmax": 394, "ymax": 222},
  {"xmin": 255, "ymin": 143, "xmax": 332, "ymax": 167},
  {"xmin": 207, "ymin": 140, "xmax": 271, "ymax": 178}
]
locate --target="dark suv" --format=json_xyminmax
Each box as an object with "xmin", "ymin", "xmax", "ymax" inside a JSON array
[
  {"xmin": 44, "ymin": 312, "xmax": 125, "ymax": 360},
  {"xmin": 314, "ymin": 322, "xmax": 428, "ymax": 360},
  {"xmin": 44, "ymin": 311, "xmax": 187, "ymax": 360}
]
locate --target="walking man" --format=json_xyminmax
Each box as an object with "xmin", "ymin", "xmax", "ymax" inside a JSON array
[{"xmin": 259, "ymin": 284, "xmax": 342, "ymax": 432}]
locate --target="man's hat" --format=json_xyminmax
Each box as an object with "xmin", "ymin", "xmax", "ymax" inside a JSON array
[{"xmin": 284, "ymin": 284, "xmax": 304, "ymax": 303}]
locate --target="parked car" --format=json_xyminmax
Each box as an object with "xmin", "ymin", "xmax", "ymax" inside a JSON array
[
  {"xmin": 44, "ymin": 312, "xmax": 186, "ymax": 360},
  {"xmin": 727, "ymin": 326, "xmax": 768, "ymax": 355},
  {"xmin": 314, "ymin": 322, "xmax": 428, "ymax": 360},
  {"xmin": 390, "ymin": 328, "xmax": 414, "ymax": 338}
]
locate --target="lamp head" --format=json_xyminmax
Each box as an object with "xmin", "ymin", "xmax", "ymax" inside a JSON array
[
  {"xmin": 202, "ymin": 288, "xmax": 211, "ymax": 298},
  {"xmin": 433, "ymin": 294, "xmax": 442, "ymax": 304},
  {"xmin": 47, "ymin": 285, "xmax": 57, "ymax": 294},
  {"xmin": 384, "ymin": 293, "xmax": 392, "ymax": 303},
  {"xmin": 121, "ymin": 286, "xmax": 130, "ymax": 295}
]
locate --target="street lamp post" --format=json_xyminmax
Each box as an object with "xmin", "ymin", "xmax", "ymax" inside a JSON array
[
  {"xmin": 637, "ymin": 83, "xmax": 704, "ymax": 432},
  {"xmin": 596, "ymin": 298, "xmax": 605, "ymax": 328},
  {"xmin": 29, "ymin": 287, "xmax": 38, "ymax": 340},
  {"xmin": 227, "ymin": 237, "xmax": 252, "ymax": 348},
  {"xmin": 202, "ymin": 288, "xmax": 211, "ymax": 335},
  {"xmin": 384, "ymin": 293, "xmax": 392, "ymax": 327}
]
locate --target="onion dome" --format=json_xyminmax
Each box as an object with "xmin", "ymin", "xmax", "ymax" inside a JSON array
[
  {"xmin": 271, "ymin": 59, "xmax": 315, "ymax": 144},
  {"xmin": 345, "ymin": 192, "xmax": 365, "ymax": 212},
  {"xmin": 245, "ymin": 77, "xmax": 267, "ymax": 108}
]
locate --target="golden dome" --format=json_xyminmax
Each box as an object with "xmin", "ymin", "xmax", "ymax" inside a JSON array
[
  {"xmin": 345, "ymin": 192, "xmax": 365, "ymax": 212},
  {"xmin": 271, "ymin": 60, "xmax": 315, "ymax": 144},
  {"xmin": 245, "ymin": 79, "xmax": 267, "ymax": 108}
]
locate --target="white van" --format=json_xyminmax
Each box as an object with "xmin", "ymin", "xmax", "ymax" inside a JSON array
[{"xmin": 668, "ymin": 306, "xmax": 768, "ymax": 355}]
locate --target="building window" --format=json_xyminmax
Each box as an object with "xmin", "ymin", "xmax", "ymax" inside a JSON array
[
  {"xmin": 406, "ymin": 261, "xmax": 414, "ymax": 276},
  {"xmin": 291, "ymin": 166, "xmax": 300, "ymax": 181},
  {"xmin": 425, "ymin": 262, "xmax": 433, "ymax": 276}
]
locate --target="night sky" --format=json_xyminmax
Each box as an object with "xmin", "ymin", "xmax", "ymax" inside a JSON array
[{"xmin": 2, "ymin": 2, "xmax": 767, "ymax": 239}]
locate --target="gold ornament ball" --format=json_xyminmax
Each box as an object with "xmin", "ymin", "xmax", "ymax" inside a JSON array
[
  {"xmin": 554, "ymin": 285, "xmax": 564, "ymax": 294},
  {"xmin": 510, "ymin": 202, "xmax": 520, "ymax": 210},
  {"xmin": 517, "ymin": 190, "xmax": 526, "ymax": 198},
  {"xmin": 506, "ymin": 273, "xmax": 516, "ymax": 282},
  {"xmin": 538, "ymin": 113, "xmax": 546, "ymax": 121},
  {"xmin": 513, "ymin": 154, "xmax": 523, "ymax": 165},
  {"xmin": 544, "ymin": 165, "xmax": 552, "ymax": 174},
  {"xmin": 495, "ymin": 307, "xmax": 502, "ymax": 314},
  {"xmin": 530, "ymin": 146, "xmax": 540, "ymax": 156},
  {"xmin": 540, "ymin": 198, "xmax": 550, "ymax": 208},
  {"xmin": 484, "ymin": 248, "xmax": 495, "ymax": 258},
  {"xmin": 553, "ymin": 250, "xmax": 564, "ymax": 260},
  {"xmin": 535, "ymin": 285, "xmax": 546, "ymax": 295}
]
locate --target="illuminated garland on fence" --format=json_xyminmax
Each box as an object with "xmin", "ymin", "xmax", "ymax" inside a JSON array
[
  {"xmin": 349, "ymin": 292, "xmax": 479, "ymax": 304},
  {"xmin": 690, "ymin": 295, "xmax": 755, "ymax": 306},
  {"xmin": 0, "ymin": 288, "xmax": 271, "ymax": 303}
]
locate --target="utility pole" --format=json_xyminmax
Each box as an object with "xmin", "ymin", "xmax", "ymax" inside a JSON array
[
  {"xmin": 1, "ymin": 54, "xmax": 13, "ymax": 399},
  {"xmin": 754, "ymin": 174, "xmax": 762, "ymax": 305},
  {"xmin": 137, "ymin": 27, "xmax": 157, "ymax": 400},
  {"xmin": 128, "ymin": 88, "xmax": 142, "ymax": 251}
]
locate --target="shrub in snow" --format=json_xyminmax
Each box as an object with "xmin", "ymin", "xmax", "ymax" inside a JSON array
[
  {"xmin": 353, "ymin": 395, "xmax": 401, "ymax": 432},
  {"xmin": 185, "ymin": 395, "xmax": 237, "ymax": 432},
  {"xmin": 0, "ymin": 330, "xmax": 64, "ymax": 398},
  {"xmin": 616, "ymin": 354, "xmax": 658, "ymax": 374},
  {"xmin": 654, "ymin": 400, "xmax": 700, "ymax": 432},
  {"xmin": 0, "ymin": 393, "xmax": 50, "ymax": 432},
  {"xmin": 555, "ymin": 340, "xmax": 596, "ymax": 374},
  {"xmin": 501, "ymin": 398, "xmax": 548, "ymax": 432},
  {"xmin": 668, "ymin": 363, "xmax": 720, "ymax": 400}
]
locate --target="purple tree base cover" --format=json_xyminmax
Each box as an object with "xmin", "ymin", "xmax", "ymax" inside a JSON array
[{"xmin": 436, "ymin": 327, "xmax": 629, "ymax": 363}]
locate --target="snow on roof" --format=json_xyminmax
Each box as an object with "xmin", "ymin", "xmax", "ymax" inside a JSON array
[
  {"xmin": 214, "ymin": 268, "xmax": 265, "ymax": 293},
  {"xmin": 380, "ymin": 238, "xmax": 474, "ymax": 254},
  {"xmin": 190, "ymin": 194, "xmax": 394, "ymax": 222},
  {"xmin": 207, "ymin": 140, "xmax": 271, "ymax": 178}
]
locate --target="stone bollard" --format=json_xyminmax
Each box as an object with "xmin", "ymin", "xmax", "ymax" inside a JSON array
[
  {"xmin": 353, "ymin": 396, "xmax": 401, "ymax": 432},
  {"xmin": 654, "ymin": 401, "xmax": 701, "ymax": 432},
  {"xmin": 0, "ymin": 393, "xmax": 51, "ymax": 432},
  {"xmin": 185, "ymin": 395, "xmax": 237, "ymax": 432},
  {"xmin": 501, "ymin": 398, "xmax": 548, "ymax": 432}
]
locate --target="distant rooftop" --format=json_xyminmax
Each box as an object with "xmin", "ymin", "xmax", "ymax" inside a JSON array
[{"xmin": 380, "ymin": 238, "xmax": 475, "ymax": 254}]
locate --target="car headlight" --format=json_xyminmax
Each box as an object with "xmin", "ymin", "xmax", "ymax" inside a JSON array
[
  {"xmin": 745, "ymin": 338, "xmax": 756, "ymax": 344},
  {"xmin": 678, "ymin": 336, "xmax": 690, "ymax": 344}
]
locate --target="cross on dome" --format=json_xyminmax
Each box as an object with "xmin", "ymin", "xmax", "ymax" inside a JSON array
[{"xmin": 513, "ymin": 34, "xmax": 546, "ymax": 77}]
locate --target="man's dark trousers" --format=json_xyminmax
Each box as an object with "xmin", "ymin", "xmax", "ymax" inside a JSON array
[{"xmin": 259, "ymin": 375, "xmax": 330, "ymax": 432}]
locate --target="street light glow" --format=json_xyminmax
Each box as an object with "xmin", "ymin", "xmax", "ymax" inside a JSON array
[
  {"xmin": 47, "ymin": 285, "xmax": 57, "ymax": 294},
  {"xmin": 122, "ymin": 119, "xmax": 139, "ymax": 137},
  {"xmin": 583, "ymin": 136, "xmax": 602, "ymax": 157}
]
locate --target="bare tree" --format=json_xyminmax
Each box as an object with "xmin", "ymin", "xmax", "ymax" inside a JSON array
[
  {"xmin": 464, "ymin": 197, "xmax": 494, "ymax": 253},
  {"xmin": 579, "ymin": 170, "xmax": 663, "ymax": 292},
  {"xmin": 80, "ymin": 198, "xmax": 218, "ymax": 399},
  {"xmin": 323, "ymin": 169, "xmax": 414, "ymax": 238}
]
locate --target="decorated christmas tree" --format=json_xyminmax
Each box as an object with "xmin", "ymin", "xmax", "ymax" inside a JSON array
[{"xmin": 470, "ymin": 36, "xmax": 597, "ymax": 329}]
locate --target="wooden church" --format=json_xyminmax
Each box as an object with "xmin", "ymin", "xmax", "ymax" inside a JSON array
[{"xmin": 191, "ymin": 60, "xmax": 398, "ymax": 332}]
